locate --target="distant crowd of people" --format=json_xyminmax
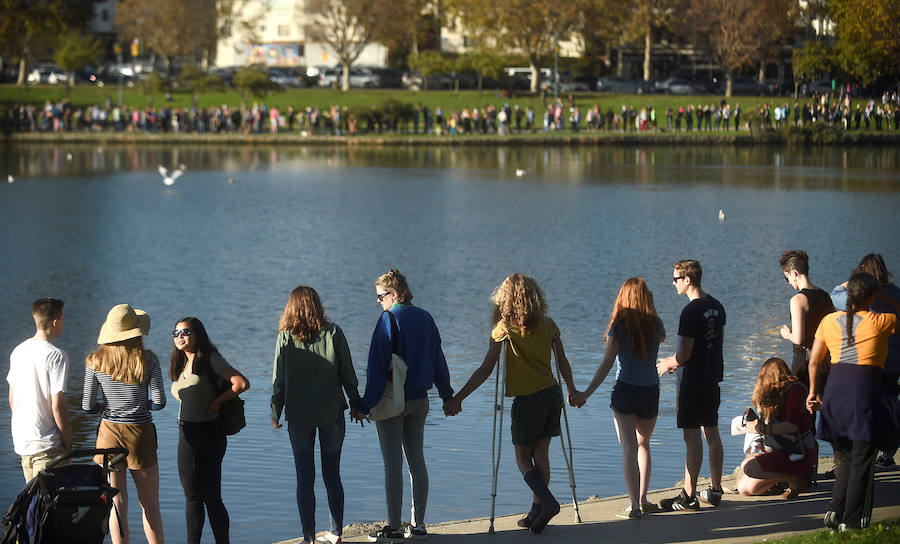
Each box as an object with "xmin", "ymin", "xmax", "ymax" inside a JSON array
[
  {"xmin": 4, "ymin": 90, "xmax": 899, "ymax": 137},
  {"xmin": 9, "ymin": 252, "xmax": 900, "ymax": 542}
]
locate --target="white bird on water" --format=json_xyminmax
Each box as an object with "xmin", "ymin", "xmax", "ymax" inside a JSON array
[
  {"xmin": 7, "ymin": 174, "xmax": 14, "ymax": 183},
  {"xmin": 718, "ymin": 209, "xmax": 726, "ymax": 222},
  {"xmin": 515, "ymin": 169, "xmax": 528, "ymax": 177},
  {"xmin": 227, "ymin": 177, "xmax": 238, "ymax": 184},
  {"xmin": 158, "ymin": 164, "xmax": 185, "ymax": 186}
]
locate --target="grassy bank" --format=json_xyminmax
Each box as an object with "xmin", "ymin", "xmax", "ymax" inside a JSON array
[{"xmin": 763, "ymin": 518, "xmax": 900, "ymax": 544}]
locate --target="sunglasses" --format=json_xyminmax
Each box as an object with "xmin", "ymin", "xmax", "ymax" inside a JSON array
[
  {"xmin": 172, "ymin": 328, "xmax": 192, "ymax": 339},
  {"xmin": 376, "ymin": 292, "xmax": 393, "ymax": 302},
  {"xmin": 672, "ymin": 276, "xmax": 687, "ymax": 284}
]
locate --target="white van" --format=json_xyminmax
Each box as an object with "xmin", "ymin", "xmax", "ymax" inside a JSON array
[{"xmin": 505, "ymin": 67, "xmax": 552, "ymax": 80}]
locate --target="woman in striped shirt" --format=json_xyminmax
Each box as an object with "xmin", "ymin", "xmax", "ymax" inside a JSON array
[{"xmin": 82, "ymin": 304, "xmax": 166, "ymax": 544}]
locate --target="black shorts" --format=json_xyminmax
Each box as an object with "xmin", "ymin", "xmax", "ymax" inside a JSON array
[
  {"xmin": 676, "ymin": 383, "xmax": 720, "ymax": 429},
  {"xmin": 610, "ymin": 380, "xmax": 659, "ymax": 419},
  {"xmin": 511, "ymin": 384, "xmax": 562, "ymax": 446}
]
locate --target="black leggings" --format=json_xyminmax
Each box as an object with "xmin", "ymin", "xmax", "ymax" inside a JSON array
[{"xmin": 178, "ymin": 419, "xmax": 229, "ymax": 543}]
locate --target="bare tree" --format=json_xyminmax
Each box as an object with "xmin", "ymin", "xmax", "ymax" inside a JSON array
[
  {"xmin": 688, "ymin": 0, "xmax": 758, "ymax": 96},
  {"xmin": 621, "ymin": 0, "xmax": 684, "ymax": 81},
  {"xmin": 304, "ymin": 0, "xmax": 384, "ymax": 91}
]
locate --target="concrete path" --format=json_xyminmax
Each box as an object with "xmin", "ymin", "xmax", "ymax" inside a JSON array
[{"xmin": 276, "ymin": 459, "xmax": 900, "ymax": 544}]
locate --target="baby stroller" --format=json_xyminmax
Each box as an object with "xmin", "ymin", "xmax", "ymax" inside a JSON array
[{"xmin": 1, "ymin": 447, "xmax": 128, "ymax": 544}]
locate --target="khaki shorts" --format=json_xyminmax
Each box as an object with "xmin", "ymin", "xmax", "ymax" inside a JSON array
[
  {"xmin": 95, "ymin": 420, "xmax": 158, "ymax": 469},
  {"xmin": 21, "ymin": 446, "xmax": 68, "ymax": 481}
]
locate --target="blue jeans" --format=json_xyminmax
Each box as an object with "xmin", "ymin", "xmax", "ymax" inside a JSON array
[{"xmin": 288, "ymin": 413, "xmax": 345, "ymax": 539}]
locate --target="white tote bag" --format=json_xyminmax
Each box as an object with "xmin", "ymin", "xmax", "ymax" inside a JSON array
[{"xmin": 370, "ymin": 311, "xmax": 407, "ymax": 421}]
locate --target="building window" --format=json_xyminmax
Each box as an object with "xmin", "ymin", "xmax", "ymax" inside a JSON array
[
  {"xmin": 101, "ymin": 9, "xmax": 108, "ymax": 21},
  {"xmin": 278, "ymin": 24, "xmax": 290, "ymax": 37}
]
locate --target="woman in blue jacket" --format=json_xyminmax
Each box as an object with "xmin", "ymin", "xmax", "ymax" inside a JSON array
[{"xmin": 352, "ymin": 269, "xmax": 454, "ymax": 542}]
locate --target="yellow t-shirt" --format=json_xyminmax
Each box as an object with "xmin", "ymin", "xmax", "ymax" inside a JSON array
[
  {"xmin": 491, "ymin": 316, "xmax": 559, "ymax": 397},
  {"xmin": 814, "ymin": 310, "xmax": 897, "ymax": 367}
]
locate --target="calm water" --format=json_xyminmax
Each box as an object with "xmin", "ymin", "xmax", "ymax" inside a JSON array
[{"xmin": 1, "ymin": 143, "xmax": 899, "ymax": 543}]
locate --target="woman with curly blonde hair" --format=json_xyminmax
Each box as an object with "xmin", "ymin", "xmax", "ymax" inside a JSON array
[
  {"xmin": 445, "ymin": 273, "xmax": 578, "ymax": 535},
  {"xmin": 271, "ymin": 286, "xmax": 359, "ymax": 544},
  {"xmin": 736, "ymin": 357, "xmax": 815, "ymax": 498},
  {"xmin": 570, "ymin": 277, "xmax": 665, "ymax": 519}
]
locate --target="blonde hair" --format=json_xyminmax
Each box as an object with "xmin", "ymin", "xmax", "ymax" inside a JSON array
[
  {"xmin": 605, "ymin": 277, "xmax": 660, "ymax": 359},
  {"xmin": 491, "ymin": 273, "xmax": 547, "ymax": 335},
  {"xmin": 375, "ymin": 268, "xmax": 413, "ymax": 303},
  {"xmin": 86, "ymin": 337, "xmax": 146, "ymax": 385}
]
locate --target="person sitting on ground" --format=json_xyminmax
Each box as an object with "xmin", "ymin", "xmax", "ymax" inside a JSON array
[
  {"xmin": 736, "ymin": 358, "xmax": 816, "ymax": 498},
  {"xmin": 444, "ymin": 274, "xmax": 578, "ymax": 534}
]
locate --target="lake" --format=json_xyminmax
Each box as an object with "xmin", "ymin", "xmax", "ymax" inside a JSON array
[{"xmin": 1, "ymin": 143, "xmax": 899, "ymax": 543}]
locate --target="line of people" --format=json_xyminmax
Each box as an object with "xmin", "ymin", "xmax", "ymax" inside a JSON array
[{"xmin": 7, "ymin": 254, "xmax": 900, "ymax": 543}]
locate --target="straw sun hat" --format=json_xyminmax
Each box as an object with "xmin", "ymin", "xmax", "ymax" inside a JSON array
[{"xmin": 97, "ymin": 303, "xmax": 150, "ymax": 344}]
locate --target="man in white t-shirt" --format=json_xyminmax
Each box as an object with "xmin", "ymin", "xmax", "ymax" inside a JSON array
[{"xmin": 7, "ymin": 298, "xmax": 70, "ymax": 481}]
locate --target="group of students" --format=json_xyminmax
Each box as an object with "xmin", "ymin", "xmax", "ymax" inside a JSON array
[{"xmin": 7, "ymin": 254, "xmax": 900, "ymax": 543}]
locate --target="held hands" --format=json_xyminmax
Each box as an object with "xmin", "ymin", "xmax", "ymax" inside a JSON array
[
  {"xmin": 568, "ymin": 390, "xmax": 587, "ymax": 408},
  {"xmin": 443, "ymin": 396, "xmax": 462, "ymax": 417},
  {"xmin": 657, "ymin": 356, "xmax": 679, "ymax": 377},
  {"xmin": 349, "ymin": 408, "xmax": 370, "ymax": 427}
]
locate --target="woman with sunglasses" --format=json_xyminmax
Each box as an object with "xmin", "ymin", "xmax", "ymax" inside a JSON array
[
  {"xmin": 271, "ymin": 286, "xmax": 360, "ymax": 544},
  {"xmin": 351, "ymin": 269, "xmax": 454, "ymax": 542},
  {"xmin": 170, "ymin": 317, "xmax": 249, "ymax": 544}
]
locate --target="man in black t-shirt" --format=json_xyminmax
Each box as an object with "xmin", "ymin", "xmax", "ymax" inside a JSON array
[{"xmin": 657, "ymin": 260, "xmax": 726, "ymax": 511}]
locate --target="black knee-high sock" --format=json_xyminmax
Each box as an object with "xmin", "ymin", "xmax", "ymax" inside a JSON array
[{"xmin": 524, "ymin": 469, "xmax": 559, "ymax": 534}]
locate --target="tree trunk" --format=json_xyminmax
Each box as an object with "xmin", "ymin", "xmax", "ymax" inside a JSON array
[
  {"xmin": 341, "ymin": 61, "xmax": 350, "ymax": 92},
  {"xmin": 477, "ymin": 74, "xmax": 483, "ymax": 97},
  {"xmin": 758, "ymin": 59, "xmax": 765, "ymax": 83},
  {"xmin": 434, "ymin": 0, "xmax": 442, "ymax": 53},
  {"xmin": 529, "ymin": 61, "xmax": 539, "ymax": 93},
  {"xmin": 17, "ymin": 57, "xmax": 27, "ymax": 86},
  {"xmin": 643, "ymin": 27, "xmax": 652, "ymax": 81},
  {"xmin": 726, "ymin": 72, "xmax": 733, "ymax": 97}
]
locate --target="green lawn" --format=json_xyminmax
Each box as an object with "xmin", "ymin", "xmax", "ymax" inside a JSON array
[
  {"xmin": 761, "ymin": 519, "xmax": 900, "ymax": 544},
  {"xmin": 0, "ymin": 83, "xmax": 797, "ymax": 114}
]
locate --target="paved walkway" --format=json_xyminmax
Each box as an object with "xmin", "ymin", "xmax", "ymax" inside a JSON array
[{"xmin": 276, "ymin": 459, "xmax": 900, "ymax": 543}]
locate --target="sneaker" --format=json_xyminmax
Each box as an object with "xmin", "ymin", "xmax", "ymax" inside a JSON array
[
  {"xmin": 698, "ymin": 487, "xmax": 724, "ymax": 506},
  {"xmin": 367, "ymin": 526, "xmax": 405, "ymax": 542},
  {"xmin": 403, "ymin": 523, "xmax": 427, "ymax": 539},
  {"xmin": 639, "ymin": 502, "xmax": 662, "ymax": 514},
  {"xmin": 615, "ymin": 507, "xmax": 642, "ymax": 520},
  {"xmin": 824, "ymin": 510, "xmax": 841, "ymax": 530},
  {"xmin": 660, "ymin": 489, "xmax": 700, "ymax": 512},
  {"xmin": 876, "ymin": 454, "xmax": 895, "ymax": 468}
]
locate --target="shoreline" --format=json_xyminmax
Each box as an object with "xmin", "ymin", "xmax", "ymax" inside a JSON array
[
  {"xmin": 3, "ymin": 130, "xmax": 900, "ymax": 147},
  {"xmin": 272, "ymin": 455, "xmax": 900, "ymax": 543}
]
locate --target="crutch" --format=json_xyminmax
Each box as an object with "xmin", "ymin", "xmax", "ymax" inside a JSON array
[
  {"xmin": 488, "ymin": 344, "xmax": 507, "ymax": 534},
  {"xmin": 553, "ymin": 342, "xmax": 582, "ymax": 523}
]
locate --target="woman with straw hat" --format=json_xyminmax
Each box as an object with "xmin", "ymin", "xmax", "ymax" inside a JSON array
[{"xmin": 82, "ymin": 303, "xmax": 166, "ymax": 544}]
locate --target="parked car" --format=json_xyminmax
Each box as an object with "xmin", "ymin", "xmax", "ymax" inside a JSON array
[
  {"xmin": 540, "ymin": 76, "xmax": 591, "ymax": 93},
  {"xmin": 371, "ymin": 67, "xmax": 403, "ymax": 88},
  {"xmin": 27, "ymin": 63, "xmax": 67, "ymax": 85},
  {"xmin": 654, "ymin": 77, "xmax": 706, "ymax": 95},
  {"xmin": 318, "ymin": 66, "xmax": 342, "ymax": 87},
  {"xmin": 595, "ymin": 76, "xmax": 652, "ymax": 94},
  {"xmin": 349, "ymin": 66, "xmax": 382, "ymax": 88},
  {"xmin": 268, "ymin": 67, "xmax": 305, "ymax": 88},
  {"xmin": 799, "ymin": 79, "xmax": 834, "ymax": 97},
  {"xmin": 720, "ymin": 77, "xmax": 769, "ymax": 96},
  {"xmin": 402, "ymin": 71, "xmax": 454, "ymax": 90}
]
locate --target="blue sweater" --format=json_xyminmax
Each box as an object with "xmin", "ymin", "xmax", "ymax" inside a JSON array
[{"xmin": 359, "ymin": 304, "xmax": 454, "ymax": 413}]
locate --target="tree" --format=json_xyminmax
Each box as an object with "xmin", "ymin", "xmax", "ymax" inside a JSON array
[
  {"xmin": 455, "ymin": 50, "xmax": 505, "ymax": 95},
  {"xmin": 180, "ymin": 64, "xmax": 225, "ymax": 108},
  {"xmin": 450, "ymin": 0, "xmax": 580, "ymax": 92},
  {"xmin": 53, "ymin": 32, "xmax": 104, "ymax": 94},
  {"xmin": 233, "ymin": 65, "xmax": 279, "ymax": 108},
  {"xmin": 688, "ymin": 0, "xmax": 759, "ymax": 96},
  {"xmin": 116, "ymin": 0, "xmax": 217, "ymax": 80},
  {"xmin": 792, "ymin": 40, "xmax": 832, "ymax": 96},
  {"xmin": 830, "ymin": 0, "xmax": 900, "ymax": 83},
  {"xmin": 304, "ymin": 0, "xmax": 386, "ymax": 91},
  {"xmin": 407, "ymin": 50, "xmax": 450, "ymax": 91},
  {"xmin": 748, "ymin": 0, "xmax": 799, "ymax": 82},
  {"xmin": 621, "ymin": 0, "xmax": 683, "ymax": 81},
  {"xmin": 0, "ymin": 0, "xmax": 100, "ymax": 86}
]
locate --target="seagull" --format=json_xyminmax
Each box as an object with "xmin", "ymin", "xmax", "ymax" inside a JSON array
[
  {"xmin": 718, "ymin": 209, "xmax": 726, "ymax": 222},
  {"xmin": 515, "ymin": 169, "xmax": 528, "ymax": 177},
  {"xmin": 227, "ymin": 177, "xmax": 238, "ymax": 184},
  {"xmin": 158, "ymin": 165, "xmax": 184, "ymax": 186},
  {"xmin": 7, "ymin": 174, "xmax": 14, "ymax": 183}
]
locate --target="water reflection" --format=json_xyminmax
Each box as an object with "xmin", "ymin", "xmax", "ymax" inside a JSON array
[{"xmin": 4, "ymin": 144, "xmax": 899, "ymax": 190}]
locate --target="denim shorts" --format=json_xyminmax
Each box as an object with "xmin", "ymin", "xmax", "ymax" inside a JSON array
[
  {"xmin": 610, "ymin": 380, "xmax": 660, "ymax": 419},
  {"xmin": 511, "ymin": 384, "xmax": 562, "ymax": 446}
]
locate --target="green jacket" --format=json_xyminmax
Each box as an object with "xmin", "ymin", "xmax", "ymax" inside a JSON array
[{"xmin": 271, "ymin": 323, "xmax": 360, "ymax": 431}]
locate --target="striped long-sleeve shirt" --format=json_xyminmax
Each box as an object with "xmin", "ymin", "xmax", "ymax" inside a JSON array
[{"xmin": 82, "ymin": 350, "xmax": 166, "ymax": 423}]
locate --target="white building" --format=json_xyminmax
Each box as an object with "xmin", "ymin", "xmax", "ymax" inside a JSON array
[{"xmin": 215, "ymin": 0, "xmax": 387, "ymax": 68}]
